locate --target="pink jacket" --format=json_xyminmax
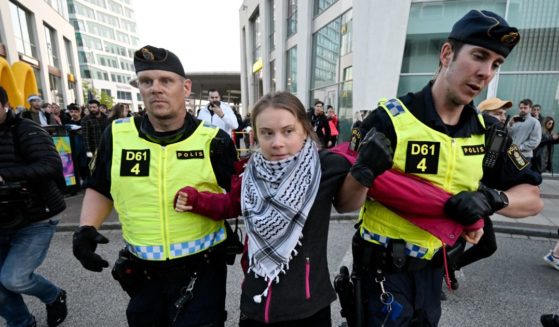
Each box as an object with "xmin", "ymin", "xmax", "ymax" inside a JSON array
[{"xmin": 330, "ymin": 143, "xmax": 483, "ymax": 246}]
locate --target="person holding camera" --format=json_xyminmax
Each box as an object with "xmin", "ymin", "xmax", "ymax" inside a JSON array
[
  {"xmin": 197, "ymin": 89, "xmax": 239, "ymax": 137},
  {"xmin": 509, "ymin": 98, "xmax": 542, "ymax": 162},
  {"xmin": 0, "ymin": 86, "xmax": 68, "ymax": 327},
  {"xmin": 71, "ymin": 45, "xmax": 237, "ymax": 327}
]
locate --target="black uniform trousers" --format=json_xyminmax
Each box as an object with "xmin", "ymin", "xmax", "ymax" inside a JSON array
[{"xmin": 125, "ymin": 245, "xmax": 227, "ymax": 327}]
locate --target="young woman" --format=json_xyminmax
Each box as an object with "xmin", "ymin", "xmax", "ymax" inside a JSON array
[
  {"xmin": 174, "ymin": 91, "xmax": 391, "ymax": 326},
  {"xmin": 534, "ymin": 116, "xmax": 559, "ymax": 173},
  {"xmin": 108, "ymin": 103, "xmax": 130, "ymax": 124}
]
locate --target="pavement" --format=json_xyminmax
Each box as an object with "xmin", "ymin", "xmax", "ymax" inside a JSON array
[{"xmin": 57, "ymin": 174, "xmax": 559, "ymax": 239}]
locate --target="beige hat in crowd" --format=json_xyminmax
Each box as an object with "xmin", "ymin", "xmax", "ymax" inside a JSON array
[{"xmin": 478, "ymin": 97, "xmax": 513, "ymax": 112}]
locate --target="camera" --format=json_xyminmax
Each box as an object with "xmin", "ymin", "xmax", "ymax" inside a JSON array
[{"xmin": 512, "ymin": 116, "xmax": 525, "ymax": 123}]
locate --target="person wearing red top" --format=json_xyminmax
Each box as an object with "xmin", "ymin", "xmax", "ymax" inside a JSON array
[{"xmin": 326, "ymin": 105, "xmax": 339, "ymax": 148}]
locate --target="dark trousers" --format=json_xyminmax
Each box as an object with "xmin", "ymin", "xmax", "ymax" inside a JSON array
[
  {"xmin": 126, "ymin": 258, "xmax": 227, "ymax": 327},
  {"xmin": 239, "ymin": 306, "xmax": 331, "ymax": 327},
  {"xmin": 455, "ymin": 216, "xmax": 497, "ymax": 269},
  {"xmin": 352, "ymin": 233, "xmax": 443, "ymax": 327}
]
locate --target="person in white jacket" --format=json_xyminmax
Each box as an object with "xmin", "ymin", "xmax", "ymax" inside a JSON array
[{"xmin": 197, "ymin": 89, "xmax": 238, "ymax": 136}]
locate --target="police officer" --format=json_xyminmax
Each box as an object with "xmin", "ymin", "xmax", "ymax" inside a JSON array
[
  {"xmin": 345, "ymin": 10, "xmax": 543, "ymax": 326},
  {"xmin": 72, "ymin": 45, "xmax": 237, "ymax": 326}
]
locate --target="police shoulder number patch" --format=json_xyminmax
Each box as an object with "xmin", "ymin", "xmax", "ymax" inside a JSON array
[
  {"xmin": 507, "ymin": 144, "xmax": 529, "ymax": 170},
  {"xmin": 120, "ymin": 149, "xmax": 150, "ymax": 176},
  {"xmin": 405, "ymin": 141, "xmax": 440, "ymax": 174}
]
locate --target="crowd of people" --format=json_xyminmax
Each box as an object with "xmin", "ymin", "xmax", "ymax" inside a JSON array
[{"xmin": 0, "ymin": 8, "xmax": 556, "ymax": 327}]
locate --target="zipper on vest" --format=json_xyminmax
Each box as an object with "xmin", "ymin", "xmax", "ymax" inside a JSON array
[
  {"xmin": 445, "ymin": 138, "xmax": 457, "ymax": 190},
  {"xmin": 160, "ymin": 145, "xmax": 169, "ymax": 259}
]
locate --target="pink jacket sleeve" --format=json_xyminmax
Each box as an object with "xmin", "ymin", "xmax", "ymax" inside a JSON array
[{"xmin": 174, "ymin": 175, "xmax": 242, "ymax": 220}]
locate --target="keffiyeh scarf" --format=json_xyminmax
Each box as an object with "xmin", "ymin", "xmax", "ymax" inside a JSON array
[{"xmin": 241, "ymin": 138, "xmax": 321, "ymax": 290}]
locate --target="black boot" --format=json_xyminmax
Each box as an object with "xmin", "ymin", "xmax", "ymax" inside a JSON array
[
  {"xmin": 541, "ymin": 314, "xmax": 559, "ymax": 327},
  {"xmin": 46, "ymin": 289, "xmax": 67, "ymax": 327}
]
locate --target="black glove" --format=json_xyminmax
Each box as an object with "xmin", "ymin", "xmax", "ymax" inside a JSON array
[
  {"xmin": 444, "ymin": 185, "xmax": 508, "ymax": 226},
  {"xmin": 73, "ymin": 225, "xmax": 110, "ymax": 272},
  {"xmin": 349, "ymin": 128, "xmax": 394, "ymax": 187}
]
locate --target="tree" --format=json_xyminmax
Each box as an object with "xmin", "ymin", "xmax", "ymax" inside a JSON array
[
  {"xmin": 99, "ymin": 90, "xmax": 114, "ymax": 108},
  {"xmin": 82, "ymin": 81, "xmax": 114, "ymax": 108}
]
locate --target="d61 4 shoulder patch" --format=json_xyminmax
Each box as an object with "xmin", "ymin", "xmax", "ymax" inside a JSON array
[
  {"xmin": 405, "ymin": 141, "xmax": 440, "ymax": 174},
  {"xmin": 507, "ymin": 144, "xmax": 529, "ymax": 170},
  {"xmin": 120, "ymin": 149, "xmax": 150, "ymax": 176}
]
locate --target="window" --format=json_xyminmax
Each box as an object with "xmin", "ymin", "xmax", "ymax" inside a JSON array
[
  {"xmin": 340, "ymin": 10, "xmax": 352, "ymax": 56},
  {"xmin": 101, "ymin": 88, "xmax": 112, "ymax": 97},
  {"xmin": 251, "ymin": 12, "xmax": 261, "ymax": 61},
  {"xmin": 314, "ymin": 0, "xmax": 337, "ymax": 16},
  {"xmin": 10, "ymin": 1, "xmax": 37, "ymax": 57},
  {"xmin": 287, "ymin": 0, "xmax": 297, "ymax": 37},
  {"xmin": 64, "ymin": 38, "xmax": 76, "ymax": 73},
  {"xmin": 74, "ymin": 2, "xmax": 96, "ymax": 19},
  {"xmin": 311, "ymin": 17, "xmax": 342, "ymax": 89},
  {"xmin": 83, "ymin": 0, "xmax": 106, "ymax": 8},
  {"xmin": 97, "ymin": 12, "xmax": 120, "ymax": 28},
  {"xmin": 270, "ymin": 60, "xmax": 276, "ymax": 93},
  {"xmin": 117, "ymin": 91, "xmax": 132, "ymax": 100},
  {"xmin": 107, "ymin": 0, "xmax": 123, "ymax": 15},
  {"xmin": 286, "ymin": 46, "xmax": 297, "ymax": 93},
  {"xmin": 268, "ymin": 0, "xmax": 276, "ymax": 51},
  {"xmin": 44, "ymin": 25, "xmax": 59, "ymax": 67}
]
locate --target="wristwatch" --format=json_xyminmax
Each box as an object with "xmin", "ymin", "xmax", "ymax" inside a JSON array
[{"xmin": 496, "ymin": 190, "xmax": 509, "ymax": 209}]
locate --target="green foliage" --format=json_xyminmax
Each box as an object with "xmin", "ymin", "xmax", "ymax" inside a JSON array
[
  {"xmin": 82, "ymin": 81, "xmax": 114, "ymax": 108},
  {"xmin": 99, "ymin": 91, "xmax": 114, "ymax": 108}
]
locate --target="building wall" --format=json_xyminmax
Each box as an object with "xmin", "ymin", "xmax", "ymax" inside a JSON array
[
  {"xmin": 69, "ymin": 0, "xmax": 142, "ymax": 111},
  {"xmin": 0, "ymin": 0, "xmax": 83, "ymax": 106}
]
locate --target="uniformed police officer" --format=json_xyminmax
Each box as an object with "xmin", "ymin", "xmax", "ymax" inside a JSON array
[
  {"xmin": 344, "ymin": 10, "xmax": 543, "ymax": 326},
  {"xmin": 72, "ymin": 45, "xmax": 237, "ymax": 327}
]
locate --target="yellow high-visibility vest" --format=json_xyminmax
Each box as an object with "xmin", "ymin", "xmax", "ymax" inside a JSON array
[
  {"xmin": 110, "ymin": 118, "xmax": 226, "ymax": 261},
  {"xmin": 359, "ymin": 98, "xmax": 485, "ymax": 259}
]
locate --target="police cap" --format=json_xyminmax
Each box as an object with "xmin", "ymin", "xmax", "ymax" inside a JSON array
[
  {"xmin": 449, "ymin": 10, "xmax": 520, "ymax": 58},
  {"xmin": 133, "ymin": 45, "xmax": 186, "ymax": 78}
]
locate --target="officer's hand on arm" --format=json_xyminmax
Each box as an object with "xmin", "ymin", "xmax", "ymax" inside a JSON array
[
  {"xmin": 72, "ymin": 226, "xmax": 109, "ymax": 272},
  {"xmin": 349, "ymin": 128, "xmax": 394, "ymax": 187},
  {"xmin": 444, "ymin": 184, "xmax": 508, "ymax": 226}
]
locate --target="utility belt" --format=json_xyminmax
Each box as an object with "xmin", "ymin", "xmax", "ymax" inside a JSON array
[
  {"xmin": 352, "ymin": 231, "xmax": 443, "ymax": 274},
  {"xmin": 112, "ymin": 241, "xmax": 226, "ymax": 297}
]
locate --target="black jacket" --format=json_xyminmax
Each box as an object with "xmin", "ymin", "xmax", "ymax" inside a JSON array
[{"xmin": 0, "ymin": 110, "xmax": 66, "ymax": 228}]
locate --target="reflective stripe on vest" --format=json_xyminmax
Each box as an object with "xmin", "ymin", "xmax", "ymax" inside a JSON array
[
  {"xmin": 360, "ymin": 98, "xmax": 485, "ymax": 260},
  {"xmin": 111, "ymin": 119, "xmax": 225, "ymax": 260},
  {"xmin": 360, "ymin": 229, "xmax": 430, "ymax": 259},
  {"xmin": 126, "ymin": 227, "xmax": 226, "ymax": 260}
]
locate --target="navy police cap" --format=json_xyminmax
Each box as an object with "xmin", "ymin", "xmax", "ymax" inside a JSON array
[
  {"xmin": 133, "ymin": 45, "xmax": 186, "ymax": 78},
  {"xmin": 449, "ymin": 10, "xmax": 520, "ymax": 58}
]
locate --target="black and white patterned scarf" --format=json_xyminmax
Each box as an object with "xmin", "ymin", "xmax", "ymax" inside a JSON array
[{"xmin": 242, "ymin": 138, "xmax": 321, "ymax": 287}]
